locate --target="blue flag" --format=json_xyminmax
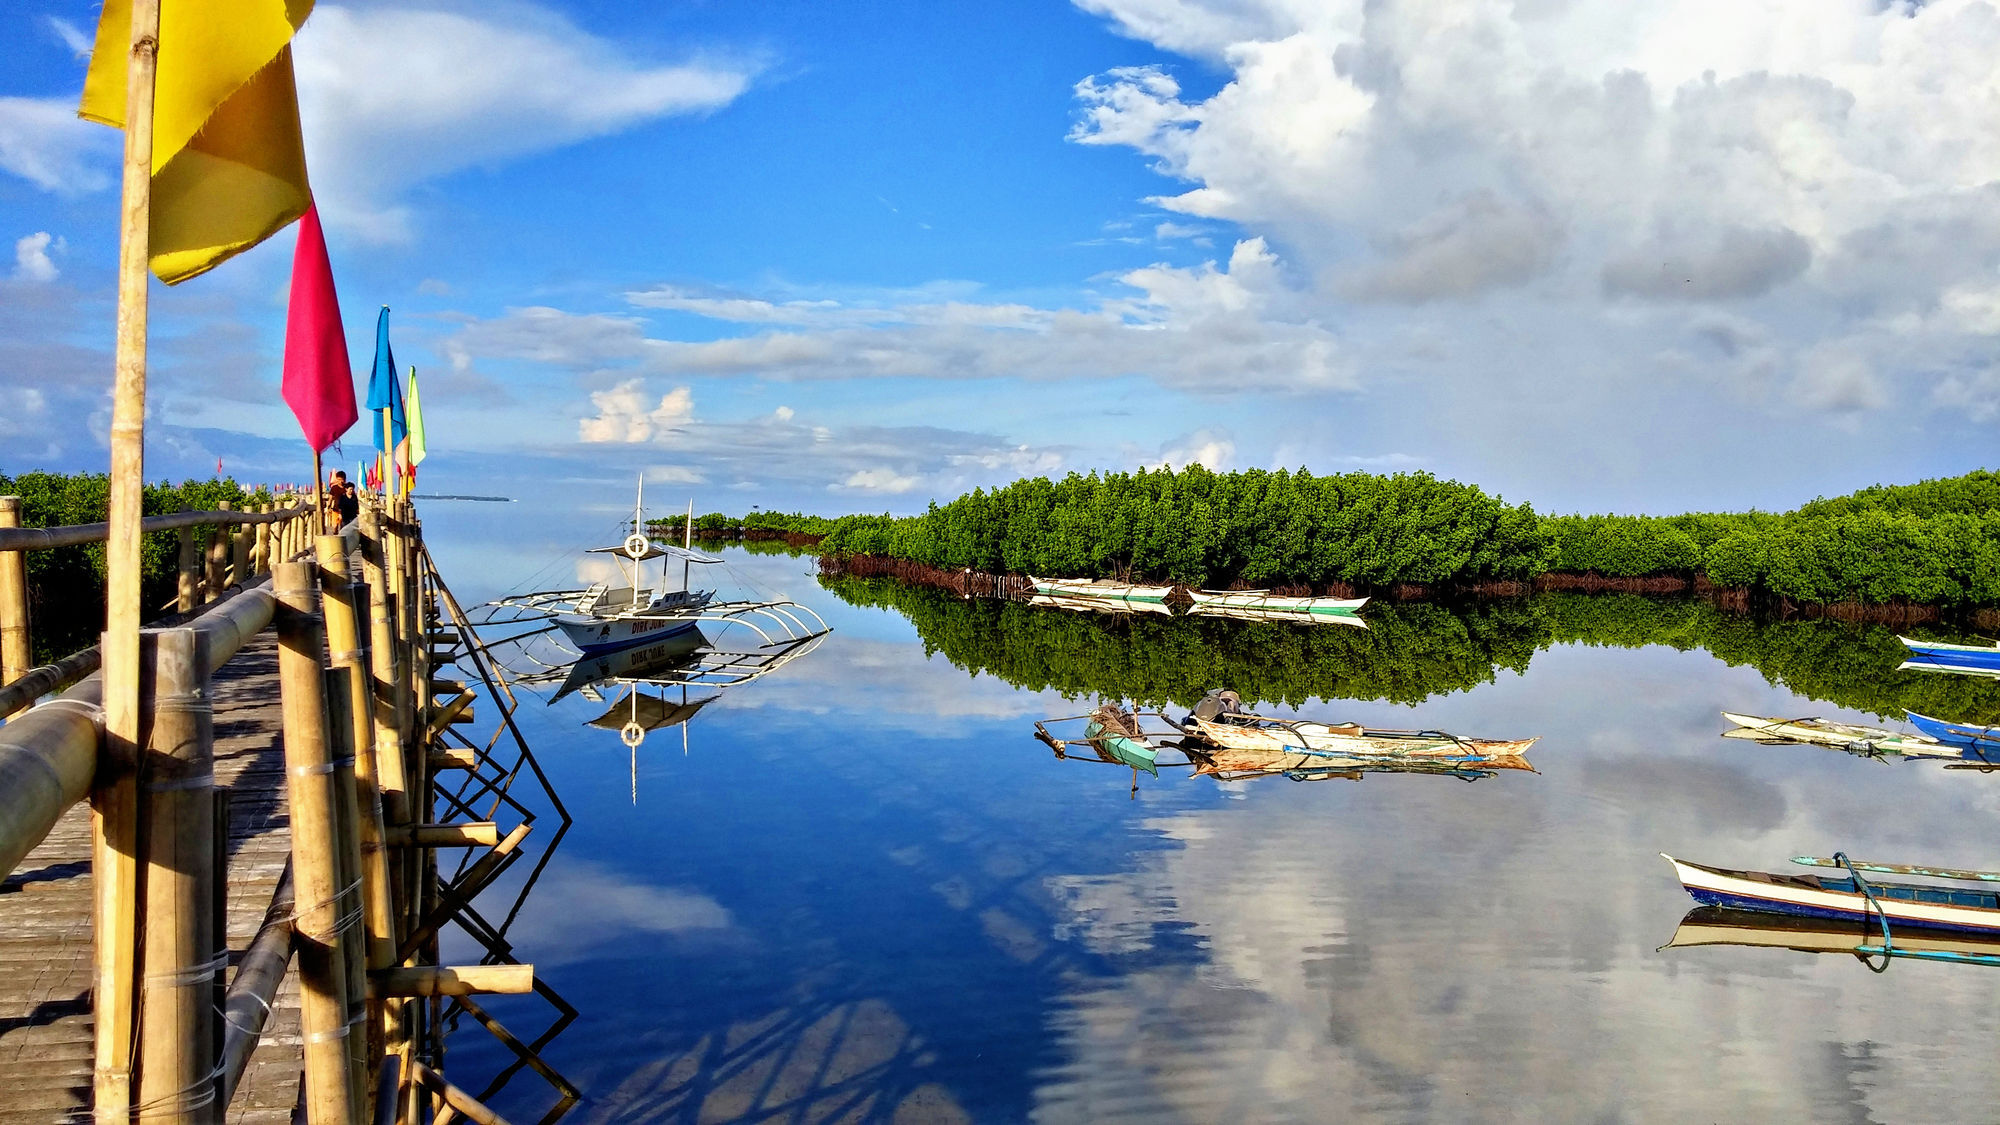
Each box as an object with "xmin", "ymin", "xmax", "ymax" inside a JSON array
[{"xmin": 365, "ymin": 306, "xmax": 406, "ymax": 451}]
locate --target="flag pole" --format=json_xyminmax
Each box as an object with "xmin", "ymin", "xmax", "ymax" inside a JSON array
[
  {"xmin": 96, "ymin": 0, "xmax": 161, "ymax": 1119},
  {"xmin": 313, "ymin": 449, "xmax": 325, "ymax": 533}
]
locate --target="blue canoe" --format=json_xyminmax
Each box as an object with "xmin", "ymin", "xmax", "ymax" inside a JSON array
[
  {"xmin": 1899, "ymin": 636, "xmax": 2000, "ymax": 674},
  {"xmin": 1906, "ymin": 711, "xmax": 2000, "ymax": 759}
]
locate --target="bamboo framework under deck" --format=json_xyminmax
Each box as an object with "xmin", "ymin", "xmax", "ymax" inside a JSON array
[{"xmin": 0, "ymin": 494, "xmax": 576, "ymax": 1125}]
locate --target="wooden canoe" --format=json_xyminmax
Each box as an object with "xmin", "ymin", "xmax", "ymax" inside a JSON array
[
  {"xmin": 1182, "ymin": 713, "xmax": 1535, "ymax": 774},
  {"xmin": 1026, "ymin": 577, "xmax": 1175, "ymax": 603},
  {"xmin": 1718, "ymin": 711, "xmax": 1956, "ymax": 759},
  {"xmin": 1665, "ymin": 854, "xmax": 2000, "ymax": 935}
]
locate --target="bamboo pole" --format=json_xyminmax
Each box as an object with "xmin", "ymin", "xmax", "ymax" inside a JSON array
[
  {"xmin": 134, "ymin": 627, "xmax": 219, "ymax": 1125},
  {"xmin": 96, "ymin": 0, "xmax": 162, "ymax": 1116},
  {"xmin": 408, "ymin": 1062, "xmax": 516, "ymax": 1125},
  {"xmin": 231, "ymin": 512, "xmax": 251, "ymax": 588},
  {"xmin": 357, "ymin": 506, "xmax": 408, "ymax": 826},
  {"xmin": 273, "ymin": 563, "xmax": 358, "ymax": 1125},
  {"xmin": 0, "ymin": 673, "xmax": 102, "ymax": 879},
  {"xmin": 218, "ymin": 862, "xmax": 294, "ymax": 1106},
  {"xmin": 316, "ymin": 534, "xmax": 390, "ymax": 1110},
  {"xmin": 368, "ymin": 965, "xmax": 533, "ymax": 998},
  {"xmin": 0, "ymin": 497, "xmax": 29, "ymax": 684},
  {"xmin": 177, "ymin": 521, "xmax": 197, "ymax": 614},
  {"xmin": 384, "ymin": 823, "xmax": 498, "ymax": 848},
  {"xmin": 253, "ymin": 507, "xmax": 270, "ymax": 576},
  {"xmin": 204, "ymin": 503, "xmax": 230, "ymax": 602}
]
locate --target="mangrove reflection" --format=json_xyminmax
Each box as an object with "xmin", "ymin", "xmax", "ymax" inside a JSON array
[{"xmin": 822, "ymin": 577, "xmax": 2000, "ymax": 722}]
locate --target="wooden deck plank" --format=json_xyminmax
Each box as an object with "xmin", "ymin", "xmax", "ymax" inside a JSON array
[{"xmin": 0, "ymin": 633, "xmax": 303, "ymax": 1123}]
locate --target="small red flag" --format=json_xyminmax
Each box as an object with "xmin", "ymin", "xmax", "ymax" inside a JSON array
[{"xmin": 281, "ymin": 205, "xmax": 358, "ymax": 452}]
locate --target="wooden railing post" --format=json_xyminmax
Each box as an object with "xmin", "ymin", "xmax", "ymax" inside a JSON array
[
  {"xmin": 203, "ymin": 503, "xmax": 229, "ymax": 603},
  {"xmin": 176, "ymin": 513, "xmax": 197, "ymax": 614},
  {"xmin": 253, "ymin": 506, "xmax": 270, "ymax": 576},
  {"xmin": 230, "ymin": 507, "xmax": 250, "ymax": 588},
  {"xmin": 317, "ymin": 534, "xmax": 392, "ymax": 1111},
  {"xmin": 273, "ymin": 563, "xmax": 358, "ymax": 1125},
  {"xmin": 133, "ymin": 626, "xmax": 220, "ymax": 1125},
  {"xmin": 0, "ymin": 496, "xmax": 30, "ymax": 683},
  {"xmin": 359, "ymin": 506, "xmax": 409, "ymax": 825}
]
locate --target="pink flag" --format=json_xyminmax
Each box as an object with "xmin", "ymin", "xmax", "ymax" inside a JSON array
[{"xmin": 280, "ymin": 205, "xmax": 358, "ymax": 452}]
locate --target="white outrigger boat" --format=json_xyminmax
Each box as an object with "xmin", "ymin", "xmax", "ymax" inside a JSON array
[
  {"xmin": 481, "ymin": 477, "xmax": 830, "ymax": 657},
  {"xmin": 1718, "ymin": 711, "xmax": 1959, "ymax": 760},
  {"xmin": 1185, "ymin": 589, "xmax": 1367, "ymax": 621},
  {"xmin": 1027, "ymin": 577, "xmax": 1175, "ymax": 604}
]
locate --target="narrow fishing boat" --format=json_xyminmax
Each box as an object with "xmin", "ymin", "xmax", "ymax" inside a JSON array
[
  {"xmin": 1186, "ymin": 602, "xmax": 1367, "ymax": 628},
  {"xmin": 1905, "ymin": 711, "xmax": 2000, "ymax": 757},
  {"xmin": 1663, "ymin": 854, "xmax": 2000, "ymax": 935},
  {"xmin": 1026, "ymin": 592, "xmax": 1174, "ymax": 617},
  {"xmin": 1032, "ymin": 703, "xmax": 1172, "ymax": 775},
  {"xmin": 1176, "ymin": 691, "xmax": 1535, "ymax": 774},
  {"xmin": 1185, "ymin": 589, "xmax": 1367, "ymax": 620},
  {"xmin": 1718, "ymin": 711, "xmax": 1957, "ymax": 759},
  {"xmin": 1026, "ymin": 576, "xmax": 1176, "ymax": 604},
  {"xmin": 1897, "ymin": 635, "xmax": 2000, "ymax": 676}
]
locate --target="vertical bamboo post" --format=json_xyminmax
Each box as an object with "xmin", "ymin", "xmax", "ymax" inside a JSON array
[
  {"xmin": 205, "ymin": 502, "xmax": 230, "ymax": 602},
  {"xmin": 0, "ymin": 497, "xmax": 30, "ymax": 683},
  {"xmin": 134, "ymin": 626, "xmax": 219, "ymax": 1125},
  {"xmin": 230, "ymin": 508, "xmax": 250, "ymax": 588},
  {"xmin": 316, "ymin": 534, "xmax": 389, "ymax": 1110},
  {"xmin": 96, "ymin": 1, "xmax": 163, "ymax": 1117},
  {"xmin": 273, "ymin": 563, "xmax": 358, "ymax": 1125},
  {"xmin": 177, "ymin": 520, "xmax": 197, "ymax": 614},
  {"xmin": 357, "ymin": 506, "xmax": 408, "ymax": 826}
]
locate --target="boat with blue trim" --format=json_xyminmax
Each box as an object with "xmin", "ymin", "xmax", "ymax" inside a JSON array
[
  {"xmin": 1664, "ymin": 854, "xmax": 2000, "ymax": 935},
  {"xmin": 1898, "ymin": 635, "xmax": 2000, "ymax": 676},
  {"xmin": 1904, "ymin": 711, "xmax": 2000, "ymax": 758}
]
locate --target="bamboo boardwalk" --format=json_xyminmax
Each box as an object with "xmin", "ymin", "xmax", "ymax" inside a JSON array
[{"xmin": 0, "ymin": 634, "xmax": 303, "ymax": 1125}]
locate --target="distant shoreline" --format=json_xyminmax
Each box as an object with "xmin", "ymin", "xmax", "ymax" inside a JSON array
[{"xmin": 410, "ymin": 494, "xmax": 513, "ymax": 502}]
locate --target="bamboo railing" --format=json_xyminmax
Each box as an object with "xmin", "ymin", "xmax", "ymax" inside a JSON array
[{"xmin": 0, "ymin": 494, "xmax": 573, "ymax": 1125}]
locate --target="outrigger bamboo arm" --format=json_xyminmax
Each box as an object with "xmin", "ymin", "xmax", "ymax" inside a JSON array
[
  {"xmin": 384, "ymin": 823, "xmax": 499, "ymax": 848},
  {"xmin": 367, "ymin": 965, "xmax": 534, "ymax": 998}
]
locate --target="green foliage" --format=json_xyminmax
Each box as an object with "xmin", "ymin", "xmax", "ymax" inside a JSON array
[
  {"xmin": 0, "ymin": 472, "xmax": 273, "ymax": 661},
  {"xmin": 825, "ymin": 578, "xmax": 2000, "ymax": 725},
  {"xmin": 819, "ymin": 466, "xmax": 1554, "ymax": 590}
]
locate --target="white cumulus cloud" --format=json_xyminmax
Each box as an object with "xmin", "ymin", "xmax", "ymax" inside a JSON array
[
  {"xmin": 0, "ymin": 96, "xmax": 113, "ymax": 195},
  {"xmin": 13, "ymin": 232, "xmax": 61, "ymax": 283},
  {"xmin": 579, "ymin": 380, "xmax": 694, "ymax": 443}
]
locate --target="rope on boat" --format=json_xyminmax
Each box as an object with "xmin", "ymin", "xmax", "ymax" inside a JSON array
[{"xmin": 1835, "ymin": 851, "xmax": 1896, "ymax": 973}]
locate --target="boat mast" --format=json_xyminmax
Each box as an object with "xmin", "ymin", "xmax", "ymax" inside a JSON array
[{"xmin": 683, "ymin": 498, "xmax": 693, "ymax": 592}]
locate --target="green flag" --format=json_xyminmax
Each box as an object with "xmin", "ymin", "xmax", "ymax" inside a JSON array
[{"xmin": 406, "ymin": 365, "xmax": 428, "ymax": 469}]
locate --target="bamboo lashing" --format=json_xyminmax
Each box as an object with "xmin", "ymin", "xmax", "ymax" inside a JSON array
[{"xmin": 95, "ymin": 0, "xmax": 162, "ymax": 1115}]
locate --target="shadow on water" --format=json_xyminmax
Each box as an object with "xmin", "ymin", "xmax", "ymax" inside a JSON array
[{"xmin": 822, "ymin": 577, "xmax": 2000, "ymax": 724}]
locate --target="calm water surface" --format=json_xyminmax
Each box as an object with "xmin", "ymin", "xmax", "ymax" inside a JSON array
[{"xmin": 427, "ymin": 531, "xmax": 2000, "ymax": 1124}]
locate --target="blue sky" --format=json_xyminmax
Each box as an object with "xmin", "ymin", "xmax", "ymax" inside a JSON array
[{"xmin": 5, "ymin": 0, "xmax": 2000, "ymax": 521}]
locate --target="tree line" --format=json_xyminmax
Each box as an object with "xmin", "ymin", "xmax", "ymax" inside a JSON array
[
  {"xmin": 1, "ymin": 472, "xmax": 278, "ymax": 660},
  {"xmin": 689, "ymin": 467, "xmax": 2000, "ymax": 608},
  {"xmin": 824, "ymin": 576, "xmax": 2000, "ymax": 724}
]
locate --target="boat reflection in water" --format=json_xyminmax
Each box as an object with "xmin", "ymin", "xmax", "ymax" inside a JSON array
[
  {"xmin": 488, "ymin": 621, "xmax": 830, "ymax": 800},
  {"xmin": 1664, "ymin": 906, "xmax": 2000, "ymax": 972},
  {"xmin": 1033, "ymin": 695, "xmax": 1537, "ymax": 797}
]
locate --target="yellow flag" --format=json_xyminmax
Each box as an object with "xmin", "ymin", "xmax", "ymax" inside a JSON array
[{"xmin": 80, "ymin": 0, "xmax": 314, "ymax": 284}]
